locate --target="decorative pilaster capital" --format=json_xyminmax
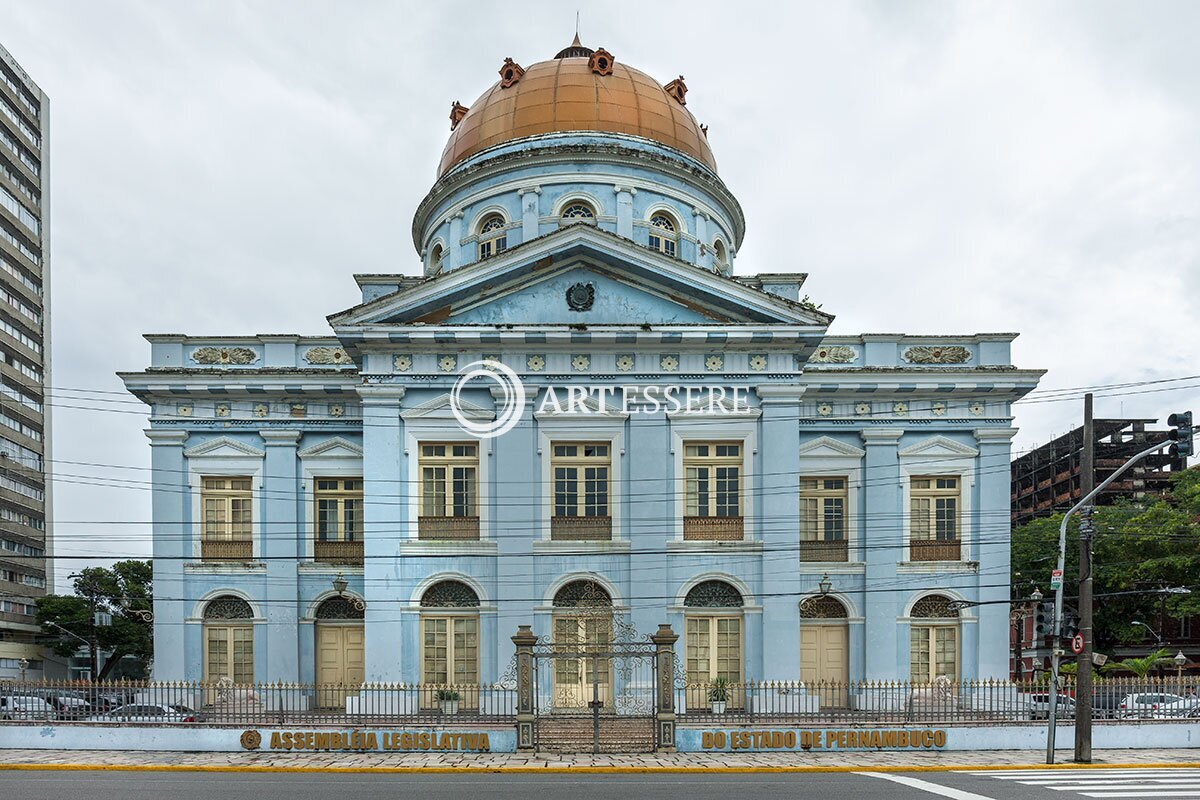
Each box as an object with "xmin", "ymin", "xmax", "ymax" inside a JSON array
[
  {"xmin": 974, "ymin": 427, "xmax": 1018, "ymax": 444},
  {"xmin": 144, "ymin": 429, "xmax": 188, "ymax": 446},
  {"xmin": 259, "ymin": 429, "xmax": 302, "ymax": 446},
  {"xmin": 860, "ymin": 428, "xmax": 904, "ymax": 445},
  {"xmin": 356, "ymin": 386, "xmax": 406, "ymax": 405},
  {"xmin": 517, "ymin": 185, "xmax": 541, "ymax": 197}
]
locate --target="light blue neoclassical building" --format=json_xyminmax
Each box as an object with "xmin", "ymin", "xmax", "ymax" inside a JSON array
[{"xmin": 121, "ymin": 39, "xmax": 1043, "ymax": 699}]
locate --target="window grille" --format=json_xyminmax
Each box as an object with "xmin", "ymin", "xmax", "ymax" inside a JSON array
[
  {"xmin": 420, "ymin": 580, "xmax": 480, "ymax": 608},
  {"xmin": 203, "ymin": 595, "xmax": 253, "ymax": 620},
  {"xmin": 683, "ymin": 580, "xmax": 743, "ymax": 608}
]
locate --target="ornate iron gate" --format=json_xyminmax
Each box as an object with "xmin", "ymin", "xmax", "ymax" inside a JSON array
[{"xmin": 511, "ymin": 583, "xmax": 678, "ymax": 754}]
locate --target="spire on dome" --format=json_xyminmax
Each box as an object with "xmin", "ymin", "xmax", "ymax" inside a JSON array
[{"xmin": 555, "ymin": 32, "xmax": 594, "ymax": 59}]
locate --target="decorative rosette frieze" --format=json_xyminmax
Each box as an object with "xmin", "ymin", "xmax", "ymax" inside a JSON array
[{"xmin": 902, "ymin": 345, "xmax": 972, "ymax": 364}]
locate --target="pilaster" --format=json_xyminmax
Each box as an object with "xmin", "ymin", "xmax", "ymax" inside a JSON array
[
  {"xmin": 146, "ymin": 429, "xmax": 188, "ymax": 681},
  {"xmin": 757, "ymin": 387, "xmax": 802, "ymax": 678},
  {"xmin": 614, "ymin": 185, "xmax": 635, "ymax": 239},
  {"xmin": 260, "ymin": 429, "xmax": 302, "ymax": 682},
  {"xmin": 519, "ymin": 186, "xmax": 540, "ymax": 243},
  {"xmin": 975, "ymin": 427, "xmax": 1019, "ymax": 679},
  {"xmin": 860, "ymin": 428, "xmax": 903, "ymax": 679}
]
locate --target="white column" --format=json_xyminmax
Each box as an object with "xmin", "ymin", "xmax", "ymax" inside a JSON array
[{"xmin": 519, "ymin": 186, "xmax": 540, "ymax": 243}]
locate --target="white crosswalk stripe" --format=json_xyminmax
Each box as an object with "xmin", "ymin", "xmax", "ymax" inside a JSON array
[{"xmin": 968, "ymin": 768, "xmax": 1200, "ymax": 799}]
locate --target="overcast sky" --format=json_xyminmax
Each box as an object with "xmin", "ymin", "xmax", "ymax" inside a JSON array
[{"xmin": 1, "ymin": 1, "xmax": 1197, "ymax": 588}]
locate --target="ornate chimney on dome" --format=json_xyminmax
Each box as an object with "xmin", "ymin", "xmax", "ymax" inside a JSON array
[{"xmin": 664, "ymin": 75, "xmax": 688, "ymax": 106}]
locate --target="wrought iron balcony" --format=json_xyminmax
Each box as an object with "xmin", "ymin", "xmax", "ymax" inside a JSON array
[
  {"xmin": 418, "ymin": 516, "xmax": 480, "ymax": 540},
  {"xmin": 313, "ymin": 539, "xmax": 363, "ymax": 566},
  {"xmin": 799, "ymin": 539, "xmax": 849, "ymax": 562},
  {"xmin": 550, "ymin": 515, "xmax": 612, "ymax": 541},
  {"xmin": 909, "ymin": 538, "xmax": 962, "ymax": 562},
  {"xmin": 200, "ymin": 539, "xmax": 252, "ymax": 562},
  {"xmin": 683, "ymin": 516, "xmax": 744, "ymax": 541}
]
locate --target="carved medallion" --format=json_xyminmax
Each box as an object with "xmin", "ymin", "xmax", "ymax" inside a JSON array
[
  {"xmin": 615, "ymin": 354, "xmax": 635, "ymax": 372},
  {"xmin": 855, "ymin": 402, "xmax": 871, "ymax": 416},
  {"xmin": 192, "ymin": 346, "xmax": 258, "ymax": 366},
  {"xmin": 893, "ymin": 401, "xmax": 908, "ymax": 416},
  {"xmin": 903, "ymin": 345, "xmax": 972, "ymax": 364},
  {"xmin": 526, "ymin": 354, "xmax": 546, "ymax": 372},
  {"xmin": 438, "ymin": 355, "xmax": 457, "ymax": 373},
  {"xmin": 748, "ymin": 354, "xmax": 768, "ymax": 372},
  {"xmin": 394, "ymin": 354, "xmax": 412, "ymax": 372},
  {"xmin": 215, "ymin": 403, "xmax": 231, "ymax": 418},
  {"xmin": 970, "ymin": 401, "xmax": 985, "ymax": 416},
  {"xmin": 932, "ymin": 401, "xmax": 948, "ymax": 417},
  {"xmin": 240, "ymin": 730, "xmax": 262, "ymax": 750},
  {"xmin": 571, "ymin": 354, "xmax": 590, "ymax": 372},
  {"xmin": 660, "ymin": 354, "xmax": 679, "ymax": 372},
  {"xmin": 808, "ymin": 345, "xmax": 857, "ymax": 364},
  {"xmin": 253, "ymin": 403, "xmax": 269, "ymax": 418},
  {"xmin": 329, "ymin": 403, "xmax": 345, "ymax": 418},
  {"xmin": 704, "ymin": 354, "xmax": 723, "ymax": 372},
  {"xmin": 566, "ymin": 282, "xmax": 595, "ymax": 312},
  {"xmin": 817, "ymin": 402, "xmax": 833, "ymax": 417},
  {"xmin": 304, "ymin": 346, "xmax": 351, "ymax": 365}
]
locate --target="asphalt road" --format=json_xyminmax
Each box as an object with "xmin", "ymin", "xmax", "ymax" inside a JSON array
[{"xmin": 3, "ymin": 769, "xmax": 1200, "ymax": 800}]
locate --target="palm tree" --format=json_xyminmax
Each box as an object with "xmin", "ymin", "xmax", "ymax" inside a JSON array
[{"xmin": 1101, "ymin": 647, "xmax": 1174, "ymax": 679}]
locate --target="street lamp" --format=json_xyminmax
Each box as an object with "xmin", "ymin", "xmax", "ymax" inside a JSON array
[
  {"xmin": 799, "ymin": 573, "xmax": 833, "ymax": 614},
  {"xmin": 1175, "ymin": 651, "xmax": 1187, "ymax": 679},
  {"xmin": 1031, "ymin": 587, "xmax": 1043, "ymax": 603},
  {"xmin": 17, "ymin": 657, "xmax": 28, "ymax": 683},
  {"xmin": 331, "ymin": 572, "xmax": 366, "ymax": 612},
  {"xmin": 1131, "ymin": 620, "xmax": 1163, "ymax": 646}
]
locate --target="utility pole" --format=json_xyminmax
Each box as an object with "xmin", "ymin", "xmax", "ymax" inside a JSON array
[{"xmin": 1074, "ymin": 393, "xmax": 1094, "ymax": 763}]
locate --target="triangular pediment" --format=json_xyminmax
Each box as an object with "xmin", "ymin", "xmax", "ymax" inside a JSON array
[
  {"xmin": 183, "ymin": 436, "xmax": 265, "ymax": 459},
  {"xmin": 297, "ymin": 436, "xmax": 363, "ymax": 459},
  {"xmin": 799, "ymin": 436, "xmax": 866, "ymax": 458},
  {"xmin": 400, "ymin": 392, "xmax": 495, "ymax": 422},
  {"xmin": 898, "ymin": 435, "xmax": 979, "ymax": 458},
  {"xmin": 329, "ymin": 224, "xmax": 832, "ymax": 329}
]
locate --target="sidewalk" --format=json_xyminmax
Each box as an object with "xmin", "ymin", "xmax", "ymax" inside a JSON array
[{"xmin": 1, "ymin": 748, "xmax": 1197, "ymax": 772}]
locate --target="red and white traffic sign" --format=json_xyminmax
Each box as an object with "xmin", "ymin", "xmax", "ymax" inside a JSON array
[
  {"xmin": 1050, "ymin": 569, "xmax": 1063, "ymax": 590},
  {"xmin": 1071, "ymin": 634, "xmax": 1085, "ymax": 654}
]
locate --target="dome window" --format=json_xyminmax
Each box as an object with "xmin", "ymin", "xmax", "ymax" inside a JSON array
[
  {"xmin": 561, "ymin": 202, "xmax": 596, "ymax": 224},
  {"xmin": 713, "ymin": 240, "xmax": 728, "ymax": 273},
  {"xmin": 498, "ymin": 58, "xmax": 525, "ymax": 89},
  {"xmin": 477, "ymin": 214, "xmax": 508, "ymax": 260},
  {"xmin": 449, "ymin": 101, "xmax": 469, "ymax": 131},
  {"xmin": 648, "ymin": 213, "xmax": 678, "ymax": 258},
  {"xmin": 589, "ymin": 48, "xmax": 614, "ymax": 76},
  {"xmin": 429, "ymin": 243, "xmax": 445, "ymax": 273},
  {"xmin": 664, "ymin": 75, "xmax": 688, "ymax": 106}
]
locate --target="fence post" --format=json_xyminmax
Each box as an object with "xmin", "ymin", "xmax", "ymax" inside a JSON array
[
  {"xmin": 512, "ymin": 625, "xmax": 537, "ymax": 751},
  {"xmin": 652, "ymin": 623, "xmax": 679, "ymax": 753}
]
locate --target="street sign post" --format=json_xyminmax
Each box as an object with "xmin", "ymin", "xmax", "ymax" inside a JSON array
[
  {"xmin": 1071, "ymin": 634, "xmax": 1084, "ymax": 654},
  {"xmin": 1050, "ymin": 569, "xmax": 1063, "ymax": 591}
]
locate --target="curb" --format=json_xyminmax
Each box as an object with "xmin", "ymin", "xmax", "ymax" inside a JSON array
[{"xmin": 2, "ymin": 761, "xmax": 1199, "ymax": 775}]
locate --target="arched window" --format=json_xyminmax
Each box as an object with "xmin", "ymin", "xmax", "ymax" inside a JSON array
[
  {"xmin": 713, "ymin": 240, "xmax": 728, "ymax": 273},
  {"xmin": 683, "ymin": 580, "xmax": 743, "ymax": 696},
  {"xmin": 560, "ymin": 202, "xmax": 596, "ymax": 224},
  {"xmin": 420, "ymin": 581, "xmax": 479, "ymax": 686},
  {"xmin": 648, "ymin": 213, "xmax": 678, "ymax": 257},
  {"xmin": 909, "ymin": 594, "xmax": 960, "ymax": 683},
  {"xmin": 800, "ymin": 595, "xmax": 848, "ymax": 619},
  {"xmin": 203, "ymin": 595, "xmax": 253, "ymax": 684},
  {"xmin": 429, "ymin": 243, "xmax": 444, "ymax": 272},
  {"xmin": 477, "ymin": 214, "xmax": 507, "ymax": 259},
  {"xmin": 315, "ymin": 595, "xmax": 365, "ymax": 620},
  {"xmin": 551, "ymin": 580, "xmax": 612, "ymax": 708}
]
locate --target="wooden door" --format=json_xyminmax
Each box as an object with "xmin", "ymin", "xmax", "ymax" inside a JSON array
[
  {"xmin": 315, "ymin": 624, "xmax": 364, "ymax": 709},
  {"xmin": 801, "ymin": 623, "xmax": 849, "ymax": 706}
]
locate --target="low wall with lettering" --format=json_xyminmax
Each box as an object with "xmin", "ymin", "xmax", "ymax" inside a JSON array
[
  {"xmin": 677, "ymin": 724, "xmax": 1199, "ymax": 752},
  {"xmin": 0, "ymin": 725, "xmax": 516, "ymax": 753}
]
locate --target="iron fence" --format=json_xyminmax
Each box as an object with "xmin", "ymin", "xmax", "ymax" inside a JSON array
[
  {"xmin": 676, "ymin": 676, "xmax": 1200, "ymax": 725},
  {"xmin": 0, "ymin": 679, "xmax": 515, "ymax": 726}
]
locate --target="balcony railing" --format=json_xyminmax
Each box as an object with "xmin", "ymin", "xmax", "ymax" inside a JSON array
[
  {"xmin": 909, "ymin": 538, "xmax": 962, "ymax": 562},
  {"xmin": 550, "ymin": 515, "xmax": 612, "ymax": 541},
  {"xmin": 683, "ymin": 516, "xmax": 744, "ymax": 541},
  {"xmin": 799, "ymin": 539, "xmax": 849, "ymax": 562},
  {"xmin": 313, "ymin": 539, "xmax": 363, "ymax": 565},
  {"xmin": 200, "ymin": 539, "xmax": 252, "ymax": 562},
  {"xmin": 418, "ymin": 516, "xmax": 480, "ymax": 541}
]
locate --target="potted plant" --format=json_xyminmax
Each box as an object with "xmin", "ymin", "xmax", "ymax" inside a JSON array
[
  {"xmin": 708, "ymin": 677, "xmax": 729, "ymax": 714},
  {"xmin": 437, "ymin": 688, "xmax": 461, "ymax": 715}
]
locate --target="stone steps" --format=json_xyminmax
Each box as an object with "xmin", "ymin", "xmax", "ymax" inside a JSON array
[{"xmin": 536, "ymin": 716, "xmax": 656, "ymax": 753}]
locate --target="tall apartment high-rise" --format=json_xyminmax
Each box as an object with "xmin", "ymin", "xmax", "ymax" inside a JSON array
[{"xmin": 0, "ymin": 42, "xmax": 51, "ymax": 681}]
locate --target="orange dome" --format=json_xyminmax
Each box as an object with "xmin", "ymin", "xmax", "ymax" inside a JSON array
[{"xmin": 438, "ymin": 47, "xmax": 717, "ymax": 177}]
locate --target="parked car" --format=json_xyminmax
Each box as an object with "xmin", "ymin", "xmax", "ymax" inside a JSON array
[
  {"xmin": 1118, "ymin": 692, "xmax": 1199, "ymax": 719},
  {"xmin": 0, "ymin": 694, "xmax": 55, "ymax": 720},
  {"xmin": 1026, "ymin": 693, "xmax": 1077, "ymax": 720},
  {"xmin": 84, "ymin": 703, "xmax": 200, "ymax": 723}
]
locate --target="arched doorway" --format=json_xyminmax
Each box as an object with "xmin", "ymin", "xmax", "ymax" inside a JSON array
[
  {"xmin": 314, "ymin": 596, "xmax": 365, "ymax": 709},
  {"xmin": 800, "ymin": 595, "xmax": 849, "ymax": 705},
  {"xmin": 683, "ymin": 579, "xmax": 745, "ymax": 710},
  {"xmin": 419, "ymin": 580, "xmax": 480, "ymax": 710},
  {"xmin": 551, "ymin": 579, "xmax": 612, "ymax": 709},
  {"xmin": 203, "ymin": 595, "xmax": 254, "ymax": 684},
  {"xmin": 909, "ymin": 594, "xmax": 960, "ymax": 683}
]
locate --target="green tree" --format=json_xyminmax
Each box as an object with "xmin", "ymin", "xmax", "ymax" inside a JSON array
[
  {"xmin": 1101, "ymin": 647, "xmax": 1175, "ymax": 679},
  {"xmin": 1011, "ymin": 466, "xmax": 1200, "ymax": 652},
  {"xmin": 35, "ymin": 560, "xmax": 152, "ymax": 680}
]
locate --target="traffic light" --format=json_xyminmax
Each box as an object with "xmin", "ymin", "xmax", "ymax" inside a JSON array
[
  {"xmin": 1035, "ymin": 602, "xmax": 1053, "ymax": 638},
  {"xmin": 1062, "ymin": 613, "xmax": 1079, "ymax": 642},
  {"xmin": 1168, "ymin": 411, "xmax": 1193, "ymax": 458}
]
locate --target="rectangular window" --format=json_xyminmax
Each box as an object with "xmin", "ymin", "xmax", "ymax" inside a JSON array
[
  {"xmin": 421, "ymin": 616, "xmax": 479, "ymax": 685},
  {"xmin": 800, "ymin": 477, "xmax": 849, "ymax": 561},
  {"xmin": 683, "ymin": 442, "xmax": 743, "ymax": 540},
  {"xmin": 200, "ymin": 476, "xmax": 252, "ymax": 561},
  {"xmin": 910, "ymin": 476, "xmax": 961, "ymax": 561},
  {"xmin": 313, "ymin": 478, "xmax": 363, "ymax": 565},
  {"xmin": 910, "ymin": 625, "xmax": 958, "ymax": 683},
  {"xmin": 685, "ymin": 615, "xmax": 744, "ymax": 708},
  {"xmin": 205, "ymin": 625, "xmax": 254, "ymax": 684},
  {"xmin": 418, "ymin": 443, "xmax": 479, "ymax": 539},
  {"xmin": 551, "ymin": 442, "xmax": 612, "ymax": 540}
]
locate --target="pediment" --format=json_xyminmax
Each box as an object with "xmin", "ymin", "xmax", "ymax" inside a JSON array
[
  {"xmin": 400, "ymin": 392, "xmax": 495, "ymax": 422},
  {"xmin": 330, "ymin": 224, "xmax": 832, "ymax": 329},
  {"xmin": 898, "ymin": 435, "xmax": 979, "ymax": 458},
  {"xmin": 184, "ymin": 436, "xmax": 265, "ymax": 459},
  {"xmin": 297, "ymin": 436, "xmax": 363, "ymax": 459},
  {"xmin": 799, "ymin": 436, "xmax": 866, "ymax": 458}
]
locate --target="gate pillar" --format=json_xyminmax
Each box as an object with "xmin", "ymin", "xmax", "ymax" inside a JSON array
[
  {"xmin": 652, "ymin": 623, "xmax": 679, "ymax": 752},
  {"xmin": 512, "ymin": 625, "xmax": 537, "ymax": 750}
]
